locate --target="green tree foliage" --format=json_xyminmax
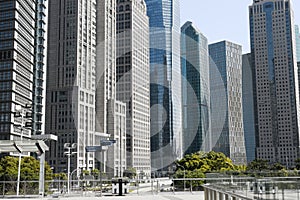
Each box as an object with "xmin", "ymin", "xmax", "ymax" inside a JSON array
[
  {"xmin": 176, "ymin": 151, "xmax": 238, "ymax": 174},
  {"xmin": 174, "ymin": 151, "xmax": 240, "ymax": 189},
  {"xmin": 53, "ymin": 172, "xmax": 67, "ymax": 180},
  {"xmin": 0, "ymin": 156, "xmax": 52, "ymax": 181},
  {"xmin": 0, "ymin": 156, "xmax": 53, "ymax": 194},
  {"xmin": 123, "ymin": 167, "xmax": 137, "ymax": 179},
  {"xmin": 295, "ymin": 158, "xmax": 300, "ymax": 170},
  {"xmin": 246, "ymin": 159, "xmax": 270, "ymax": 171},
  {"xmin": 91, "ymin": 169, "xmax": 100, "ymax": 179}
]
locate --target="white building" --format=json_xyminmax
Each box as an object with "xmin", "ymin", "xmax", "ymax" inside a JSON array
[
  {"xmin": 46, "ymin": 0, "xmax": 97, "ymax": 172},
  {"xmin": 95, "ymin": 0, "xmax": 127, "ymax": 178},
  {"xmin": 116, "ymin": 0, "xmax": 151, "ymax": 177}
]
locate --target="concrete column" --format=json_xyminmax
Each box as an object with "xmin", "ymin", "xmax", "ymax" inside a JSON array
[
  {"xmin": 214, "ymin": 190, "xmax": 217, "ymax": 199},
  {"xmin": 218, "ymin": 192, "xmax": 223, "ymax": 200},
  {"xmin": 39, "ymin": 153, "xmax": 45, "ymax": 196},
  {"xmin": 224, "ymin": 193, "xmax": 229, "ymax": 200},
  {"xmin": 209, "ymin": 189, "xmax": 213, "ymax": 200},
  {"xmin": 204, "ymin": 188, "xmax": 209, "ymax": 200}
]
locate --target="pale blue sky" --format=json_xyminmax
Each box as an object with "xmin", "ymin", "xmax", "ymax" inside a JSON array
[{"xmin": 180, "ymin": 0, "xmax": 300, "ymax": 53}]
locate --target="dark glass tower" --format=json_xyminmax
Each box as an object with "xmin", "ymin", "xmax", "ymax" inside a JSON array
[
  {"xmin": 0, "ymin": 0, "xmax": 47, "ymax": 140},
  {"xmin": 249, "ymin": 0, "xmax": 300, "ymax": 167},
  {"xmin": 242, "ymin": 53, "xmax": 256, "ymax": 163},
  {"xmin": 209, "ymin": 41, "xmax": 247, "ymax": 165},
  {"xmin": 144, "ymin": 0, "xmax": 182, "ymax": 173},
  {"xmin": 181, "ymin": 21, "xmax": 210, "ymax": 155}
]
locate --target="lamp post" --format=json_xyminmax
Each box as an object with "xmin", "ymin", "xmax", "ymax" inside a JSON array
[
  {"xmin": 14, "ymin": 104, "xmax": 32, "ymax": 196},
  {"xmin": 31, "ymin": 134, "xmax": 57, "ymax": 196},
  {"xmin": 64, "ymin": 143, "xmax": 77, "ymax": 194}
]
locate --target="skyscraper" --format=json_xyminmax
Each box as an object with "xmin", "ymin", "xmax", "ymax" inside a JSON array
[
  {"xmin": 249, "ymin": 0, "xmax": 300, "ymax": 167},
  {"xmin": 96, "ymin": 0, "xmax": 116, "ymax": 134},
  {"xmin": 96, "ymin": 0, "xmax": 127, "ymax": 178},
  {"xmin": 296, "ymin": 25, "xmax": 300, "ymax": 62},
  {"xmin": 181, "ymin": 21, "xmax": 210, "ymax": 155},
  {"xmin": 242, "ymin": 53, "xmax": 256, "ymax": 163},
  {"xmin": 209, "ymin": 41, "xmax": 247, "ymax": 165},
  {"xmin": 144, "ymin": 0, "xmax": 182, "ymax": 174},
  {"xmin": 0, "ymin": 0, "xmax": 48, "ymax": 140},
  {"xmin": 116, "ymin": 0, "xmax": 151, "ymax": 176},
  {"xmin": 46, "ymin": 0, "xmax": 97, "ymax": 172}
]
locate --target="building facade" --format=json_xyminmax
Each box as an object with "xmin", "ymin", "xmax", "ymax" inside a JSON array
[
  {"xmin": 0, "ymin": 0, "xmax": 47, "ymax": 140},
  {"xmin": 181, "ymin": 21, "xmax": 210, "ymax": 155},
  {"xmin": 209, "ymin": 41, "xmax": 247, "ymax": 165},
  {"xmin": 95, "ymin": 0, "xmax": 127, "ymax": 178},
  {"xmin": 106, "ymin": 100, "xmax": 126, "ymax": 177},
  {"xmin": 145, "ymin": 0, "xmax": 182, "ymax": 174},
  {"xmin": 242, "ymin": 53, "xmax": 256, "ymax": 163},
  {"xmin": 46, "ymin": 0, "xmax": 97, "ymax": 172},
  {"xmin": 95, "ymin": 0, "xmax": 116, "ymax": 134},
  {"xmin": 249, "ymin": 0, "xmax": 300, "ymax": 167},
  {"xmin": 296, "ymin": 25, "xmax": 300, "ymax": 62},
  {"xmin": 116, "ymin": 0, "xmax": 151, "ymax": 176}
]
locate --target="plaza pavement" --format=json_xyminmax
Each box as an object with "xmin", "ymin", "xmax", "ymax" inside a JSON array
[{"xmin": 0, "ymin": 192, "xmax": 205, "ymax": 200}]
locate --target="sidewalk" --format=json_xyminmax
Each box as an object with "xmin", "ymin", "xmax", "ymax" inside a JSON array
[{"xmin": 0, "ymin": 192, "xmax": 204, "ymax": 200}]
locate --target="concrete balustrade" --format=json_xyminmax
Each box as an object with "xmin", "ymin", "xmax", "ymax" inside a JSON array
[{"xmin": 203, "ymin": 185, "xmax": 252, "ymax": 200}]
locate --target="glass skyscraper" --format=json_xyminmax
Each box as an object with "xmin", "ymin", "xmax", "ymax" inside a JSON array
[
  {"xmin": 209, "ymin": 41, "xmax": 247, "ymax": 165},
  {"xmin": 0, "ymin": 0, "xmax": 47, "ymax": 140},
  {"xmin": 181, "ymin": 21, "xmax": 210, "ymax": 155},
  {"xmin": 242, "ymin": 53, "xmax": 256, "ymax": 163},
  {"xmin": 249, "ymin": 0, "xmax": 300, "ymax": 167},
  {"xmin": 296, "ymin": 25, "xmax": 300, "ymax": 62},
  {"xmin": 144, "ymin": 0, "xmax": 182, "ymax": 173}
]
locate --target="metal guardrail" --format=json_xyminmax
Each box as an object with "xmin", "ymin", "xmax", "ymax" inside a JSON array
[{"xmin": 0, "ymin": 177, "xmax": 299, "ymax": 199}]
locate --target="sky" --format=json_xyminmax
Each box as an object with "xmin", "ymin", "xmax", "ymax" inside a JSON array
[{"xmin": 180, "ymin": 0, "xmax": 300, "ymax": 53}]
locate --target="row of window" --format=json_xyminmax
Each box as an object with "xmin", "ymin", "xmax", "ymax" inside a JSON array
[
  {"xmin": 0, "ymin": 1, "xmax": 14, "ymax": 10},
  {"xmin": 0, "ymin": 41, "xmax": 13, "ymax": 50}
]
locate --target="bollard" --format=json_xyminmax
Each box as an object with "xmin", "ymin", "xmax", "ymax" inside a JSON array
[{"xmin": 118, "ymin": 179, "xmax": 123, "ymax": 196}]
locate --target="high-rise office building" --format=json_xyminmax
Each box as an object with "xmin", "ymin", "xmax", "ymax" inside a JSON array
[
  {"xmin": 0, "ymin": 0, "xmax": 48, "ymax": 140},
  {"xmin": 181, "ymin": 21, "xmax": 210, "ymax": 155},
  {"xmin": 145, "ymin": 0, "xmax": 182, "ymax": 174},
  {"xmin": 296, "ymin": 25, "xmax": 300, "ymax": 62},
  {"xmin": 249, "ymin": 0, "xmax": 300, "ymax": 167},
  {"xmin": 116, "ymin": 0, "xmax": 151, "ymax": 176},
  {"xmin": 46, "ymin": 0, "xmax": 97, "ymax": 172},
  {"xmin": 106, "ymin": 99, "xmax": 126, "ymax": 177},
  {"xmin": 96, "ymin": 0, "xmax": 126, "ymax": 178},
  {"xmin": 96, "ymin": 0, "xmax": 116, "ymax": 134},
  {"xmin": 242, "ymin": 53, "xmax": 256, "ymax": 163},
  {"xmin": 209, "ymin": 41, "xmax": 247, "ymax": 165}
]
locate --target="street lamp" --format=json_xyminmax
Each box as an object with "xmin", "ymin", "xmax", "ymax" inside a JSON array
[
  {"xmin": 14, "ymin": 103, "xmax": 32, "ymax": 196},
  {"xmin": 64, "ymin": 143, "xmax": 77, "ymax": 194},
  {"xmin": 31, "ymin": 134, "xmax": 57, "ymax": 196}
]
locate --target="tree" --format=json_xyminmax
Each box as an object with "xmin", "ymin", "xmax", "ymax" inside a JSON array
[
  {"xmin": 295, "ymin": 158, "xmax": 300, "ymax": 170},
  {"xmin": 246, "ymin": 159, "xmax": 270, "ymax": 172},
  {"xmin": 0, "ymin": 156, "xmax": 53, "ymax": 194},
  {"xmin": 270, "ymin": 163, "xmax": 285, "ymax": 171},
  {"xmin": 176, "ymin": 151, "xmax": 237, "ymax": 174},
  {"xmin": 91, "ymin": 169, "xmax": 100, "ymax": 179},
  {"xmin": 123, "ymin": 167, "xmax": 137, "ymax": 179},
  {"xmin": 174, "ymin": 168, "xmax": 205, "ymax": 189}
]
